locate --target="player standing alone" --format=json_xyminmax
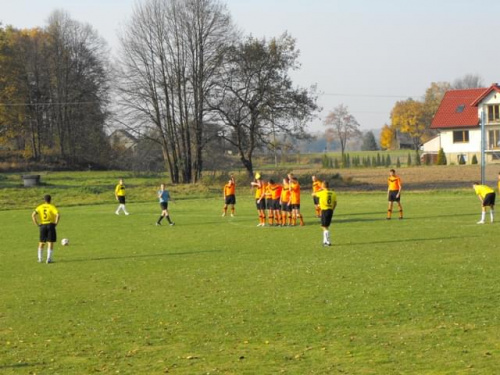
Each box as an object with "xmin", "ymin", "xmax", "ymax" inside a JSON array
[
  {"xmin": 473, "ymin": 182, "xmax": 495, "ymax": 224},
  {"xmin": 115, "ymin": 178, "xmax": 130, "ymax": 215},
  {"xmin": 222, "ymin": 176, "xmax": 236, "ymax": 217},
  {"xmin": 32, "ymin": 194, "xmax": 60, "ymax": 263},
  {"xmin": 314, "ymin": 181, "xmax": 337, "ymax": 246},
  {"xmin": 156, "ymin": 183, "xmax": 175, "ymax": 226},
  {"xmin": 387, "ymin": 169, "xmax": 403, "ymax": 220}
]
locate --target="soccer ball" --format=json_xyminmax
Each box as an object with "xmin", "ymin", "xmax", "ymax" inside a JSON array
[{"xmin": 61, "ymin": 238, "xmax": 69, "ymax": 246}]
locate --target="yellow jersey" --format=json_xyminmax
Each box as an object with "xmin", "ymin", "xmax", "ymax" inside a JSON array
[
  {"xmin": 281, "ymin": 182, "xmax": 290, "ymax": 203},
  {"xmin": 315, "ymin": 189, "xmax": 337, "ymax": 211},
  {"xmin": 34, "ymin": 203, "xmax": 59, "ymax": 224},
  {"xmin": 474, "ymin": 184, "xmax": 494, "ymax": 199},
  {"xmin": 115, "ymin": 183, "xmax": 126, "ymax": 197},
  {"xmin": 290, "ymin": 180, "xmax": 301, "ymax": 204},
  {"xmin": 254, "ymin": 181, "xmax": 265, "ymax": 199},
  {"xmin": 224, "ymin": 182, "xmax": 235, "ymax": 196}
]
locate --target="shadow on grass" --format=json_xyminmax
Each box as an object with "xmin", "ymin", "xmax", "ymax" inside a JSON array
[
  {"xmin": 337, "ymin": 235, "xmax": 480, "ymax": 247},
  {"xmin": 59, "ymin": 249, "xmax": 221, "ymax": 263},
  {"xmin": 0, "ymin": 362, "xmax": 43, "ymax": 370}
]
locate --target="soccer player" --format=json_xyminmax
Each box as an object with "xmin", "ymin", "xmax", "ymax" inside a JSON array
[
  {"xmin": 311, "ymin": 175, "xmax": 323, "ymax": 218},
  {"xmin": 251, "ymin": 173, "xmax": 266, "ymax": 226},
  {"xmin": 270, "ymin": 180, "xmax": 283, "ymax": 226},
  {"xmin": 32, "ymin": 194, "xmax": 60, "ymax": 263},
  {"xmin": 222, "ymin": 175, "xmax": 236, "ymax": 217},
  {"xmin": 387, "ymin": 169, "xmax": 403, "ymax": 220},
  {"xmin": 473, "ymin": 182, "xmax": 495, "ymax": 224},
  {"xmin": 280, "ymin": 177, "xmax": 292, "ymax": 226},
  {"xmin": 115, "ymin": 178, "xmax": 129, "ymax": 215},
  {"xmin": 156, "ymin": 183, "xmax": 175, "ymax": 226},
  {"xmin": 265, "ymin": 179, "xmax": 275, "ymax": 225},
  {"xmin": 289, "ymin": 173, "xmax": 304, "ymax": 226},
  {"xmin": 314, "ymin": 181, "xmax": 337, "ymax": 246}
]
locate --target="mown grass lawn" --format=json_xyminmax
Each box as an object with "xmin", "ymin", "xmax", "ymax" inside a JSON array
[{"xmin": 1, "ymin": 188, "xmax": 499, "ymax": 374}]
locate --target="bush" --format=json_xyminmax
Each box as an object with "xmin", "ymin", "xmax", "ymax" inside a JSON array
[
  {"xmin": 471, "ymin": 155, "xmax": 478, "ymax": 165},
  {"xmin": 436, "ymin": 148, "xmax": 447, "ymax": 165},
  {"xmin": 458, "ymin": 155, "xmax": 466, "ymax": 165}
]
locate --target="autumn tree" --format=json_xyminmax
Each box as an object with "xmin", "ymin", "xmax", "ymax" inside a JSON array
[
  {"xmin": 323, "ymin": 104, "xmax": 361, "ymax": 159},
  {"xmin": 379, "ymin": 124, "xmax": 395, "ymax": 150},
  {"xmin": 391, "ymin": 99, "xmax": 425, "ymax": 162}
]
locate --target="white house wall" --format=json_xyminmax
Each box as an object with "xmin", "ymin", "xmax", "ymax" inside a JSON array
[{"xmin": 440, "ymin": 129, "xmax": 481, "ymax": 153}]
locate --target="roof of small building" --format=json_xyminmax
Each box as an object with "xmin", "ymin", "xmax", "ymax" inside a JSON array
[{"xmin": 430, "ymin": 87, "xmax": 486, "ymax": 129}]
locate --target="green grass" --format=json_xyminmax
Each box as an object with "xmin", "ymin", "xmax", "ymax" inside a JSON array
[{"xmin": 1, "ymin": 187, "xmax": 500, "ymax": 373}]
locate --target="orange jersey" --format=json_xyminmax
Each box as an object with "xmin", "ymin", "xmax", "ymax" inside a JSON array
[
  {"xmin": 312, "ymin": 180, "xmax": 322, "ymax": 193},
  {"xmin": 224, "ymin": 182, "xmax": 235, "ymax": 196},
  {"xmin": 265, "ymin": 184, "xmax": 273, "ymax": 200},
  {"xmin": 254, "ymin": 181, "xmax": 265, "ymax": 199},
  {"xmin": 290, "ymin": 180, "xmax": 301, "ymax": 204},
  {"xmin": 281, "ymin": 182, "xmax": 290, "ymax": 202},
  {"xmin": 271, "ymin": 184, "xmax": 282, "ymax": 200},
  {"xmin": 388, "ymin": 176, "xmax": 402, "ymax": 191}
]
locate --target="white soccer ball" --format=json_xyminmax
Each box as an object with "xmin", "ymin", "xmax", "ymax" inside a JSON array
[{"xmin": 61, "ymin": 238, "xmax": 69, "ymax": 246}]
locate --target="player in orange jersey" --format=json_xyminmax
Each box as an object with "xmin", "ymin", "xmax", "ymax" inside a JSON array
[
  {"xmin": 288, "ymin": 173, "xmax": 304, "ymax": 226},
  {"xmin": 265, "ymin": 180, "xmax": 274, "ymax": 225},
  {"xmin": 387, "ymin": 169, "xmax": 403, "ymax": 219},
  {"xmin": 222, "ymin": 175, "xmax": 236, "ymax": 217},
  {"xmin": 280, "ymin": 177, "xmax": 292, "ymax": 226},
  {"xmin": 311, "ymin": 175, "xmax": 323, "ymax": 218},
  {"xmin": 251, "ymin": 173, "xmax": 266, "ymax": 226},
  {"xmin": 269, "ymin": 179, "xmax": 282, "ymax": 226}
]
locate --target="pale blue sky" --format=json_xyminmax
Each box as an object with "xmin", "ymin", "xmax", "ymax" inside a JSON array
[{"xmin": 1, "ymin": 0, "xmax": 499, "ymax": 132}]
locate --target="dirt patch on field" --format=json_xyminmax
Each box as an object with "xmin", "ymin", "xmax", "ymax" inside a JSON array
[{"xmin": 336, "ymin": 165, "xmax": 498, "ymax": 191}]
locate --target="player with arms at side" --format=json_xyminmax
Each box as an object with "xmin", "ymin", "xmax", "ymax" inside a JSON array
[
  {"xmin": 280, "ymin": 177, "xmax": 292, "ymax": 226},
  {"xmin": 156, "ymin": 183, "xmax": 175, "ymax": 226},
  {"xmin": 315, "ymin": 181, "xmax": 337, "ymax": 246},
  {"xmin": 473, "ymin": 182, "xmax": 495, "ymax": 224},
  {"xmin": 32, "ymin": 194, "xmax": 60, "ymax": 263},
  {"xmin": 222, "ymin": 175, "xmax": 236, "ymax": 217},
  {"xmin": 387, "ymin": 169, "xmax": 403, "ymax": 220},
  {"xmin": 115, "ymin": 178, "xmax": 130, "ymax": 215},
  {"xmin": 288, "ymin": 173, "xmax": 304, "ymax": 226}
]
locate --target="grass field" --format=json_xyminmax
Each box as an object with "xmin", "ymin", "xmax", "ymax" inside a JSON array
[{"xmin": 1, "ymin": 181, "xmax": 500, "ymax": 374}]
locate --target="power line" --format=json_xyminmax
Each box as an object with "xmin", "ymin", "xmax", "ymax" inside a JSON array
[{"xmin": 0, "ymin": 101, "xmax": 100, "ymax": 107}]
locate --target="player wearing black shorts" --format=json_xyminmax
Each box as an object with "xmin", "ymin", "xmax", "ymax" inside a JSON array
[
  {"xmin": 32, "ymin": 194, "xmax": 60, "ymax": 263},
  {"xmin": 157, "ymin": 183, "xmax": 175, "ymax": 226}
]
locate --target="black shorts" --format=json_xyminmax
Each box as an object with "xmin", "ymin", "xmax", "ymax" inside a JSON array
[
  {"xmin": 281, "ymin": 202, "xmax": 291, "ymax": 212},
  {"xmin": 483, "ymin": 192, "xmax": 496, "ymax": 207},
  {"xmin": 290, "ymin": 204, "xmax": 300, "ymax": 210},
  {"xmin": 256, "ymin": 199, "xmax": 266, "ymax": 210},
  {"xmin": 160, "ymin": 202, "xmax": 168, "ymax": 210},
  {"xmin": 118, "ymin": 196, "xmax": 126, "ymax": 204},
  {"xmin": 267, "ymin": 199, "xmax": 278, "ymax": 210},
  {"xmin": 313, "ymin": 196, "xmax": 319, "ymax": 205},
  {"xmin": 388, "ymin": 190, "xmax": 400, "ymax": 202},
  {"xmin": 321, "ymin": 209, "xmax": 333, "ymax": 228},
  {"xmin": 225, "ymin": 195, "xmax": 236, "ymax": 205},
  {"xmin": 39, "ymin": 223, "xmax": 57, "ymax": 243}
]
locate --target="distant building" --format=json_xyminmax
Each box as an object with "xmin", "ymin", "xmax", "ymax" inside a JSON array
[
  {"xmin": 109, "ymin": 129, "xmax": 138, "ymax": 152},
  {"xmin": 423, "ymin": 84, "xmax": 500, "ymax": 164}
]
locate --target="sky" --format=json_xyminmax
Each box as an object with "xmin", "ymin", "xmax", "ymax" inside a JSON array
[{"xmin": 1, "ymin": 0, "xmax": 499, "ymax": 133}]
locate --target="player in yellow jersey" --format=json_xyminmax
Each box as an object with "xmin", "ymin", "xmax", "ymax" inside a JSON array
[
  {"xmin": 115, "ymin": 178, "xmax": 129, "ymax": 215},
  {"xmin": 32, "ymin": 194, "xmax": 60, "ymax": 263},
  {"xmin": 473, "ymin": 182, "xmax": 495, "ymax": 224},
  {"xmin": 311, "ymin": 175, "xmax": 323, "ymax": 218},
  {"xmin": 251, "ymin": 173, "xmax": 266, "ymax": 226},
  {"xmin": 314, "ymin": 181, "xmax": 337, "ymax": 246},
  {"xmin": 265, "ymin": 180, "xmax": 274, "ymax": 225},
  {"xmin": 222, "ymin": 175, "xmax": 236, "ymax": 217},
  {"xmin": 387, "ymin": 169, "xmax": 403, "ymax": 220},
  {"xmin": 288, "ymin": 173, "xmax": 304, "ymax": 226},
  {"xmin": 280, "ymin": 177, "xmax": 292, "ymax": 226}
]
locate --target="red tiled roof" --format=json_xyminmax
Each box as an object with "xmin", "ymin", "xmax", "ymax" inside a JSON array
[
  {"xmin": 430, "ymin": 88, "xmax": 486, "ymax": 129},
  {"xmin": 471, "ymin": 84, "xmax": 500, "ymax": 106}
]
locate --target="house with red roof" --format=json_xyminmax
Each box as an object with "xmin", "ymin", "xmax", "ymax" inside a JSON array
[{"xmin": 423, "ymin": 84, "xmax": 500, "ymax": 164}]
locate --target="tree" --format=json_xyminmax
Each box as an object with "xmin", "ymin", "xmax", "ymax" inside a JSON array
[
  {"xmin": 379, "ymin": 124, "xmax": 395, "ymax": 150},
  {"xmin": 117, "ymin": 0, "xmax": 235, "ymax": 183},
  {"xmin": 323, "ymin": 104, "xmax": 360, "ymax": 160},
  {"xmin": 452, "ymin": 74, "xmax": 484, "ymax": 89},
  {"xmin": 361, "ymin": 130, "xmax": 378, "ymax": 151},
  {"xmin": 421, "ymin": 82, "xmax": 450, "ymax": 142},
  {"xmin": 436, "ymin": 148, "xmax": 447, "ymax": 165},
  {"xmin": 391, "ymin": 99, "xmax": 426, "ymax": 161},
  {"xmin": 208, "ymin": 34, "xmax": 318, "ymax": 177}
]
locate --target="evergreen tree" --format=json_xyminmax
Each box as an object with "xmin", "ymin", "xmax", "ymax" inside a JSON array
[
  {"xmin": 361, "ymin": 131, "xmax": 379, "ymax": 151},
  {"xmin": 385, "ymin": 154, "xmax": 391, "ymax": 167},
  {"xmin": 436, "ymin": 148, "xmax": 447, "ymax": 165},
  {"xmin": 396, "ymin": 157, "xmax": 401, "ymax": 168},
  {"xmin": 471, "ymin": 154, "xmax": 478, "ymax": 164},
  {"xmin": 407, "ymin": 153, "xmax": 412, "ymax": 166}
]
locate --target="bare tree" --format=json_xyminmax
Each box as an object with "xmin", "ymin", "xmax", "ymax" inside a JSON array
[
  {"xmin": 207, "ymin": 34, "xmax": 318, "ymax": 177},
  {"xmin": 323, "ymin": 104, "xmax": 361, "ymax": 159},
  {"xmin": 451, "ymin": 74, "xmax": 484, "ymax": 89},
  {"xmin": 116, "ymin": 0, "xmax": 234, "ymax": 183}
]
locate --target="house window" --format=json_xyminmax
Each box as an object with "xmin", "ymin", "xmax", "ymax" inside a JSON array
[
  {"xmin": 453, "ymin": 130, "xmax": 469, "ymax": 143},
  {"xmin": 488, "ymin": 105, "xmax": 500, "ymax": 123},
  {"xmin": 489, "ymin": 130, "xmax": 500, "ymax": 149}
]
